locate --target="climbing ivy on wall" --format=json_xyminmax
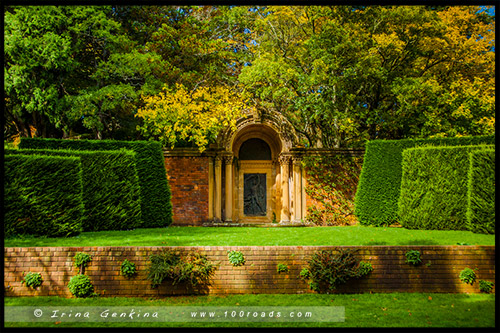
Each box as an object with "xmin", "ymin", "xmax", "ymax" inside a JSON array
[{"xmin": 303, "ymin": 154, "xmax": 363, "ymax": 226}]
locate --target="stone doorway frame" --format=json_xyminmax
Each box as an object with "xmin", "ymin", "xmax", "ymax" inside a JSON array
[{"xmin": 209, "ymin": 114, "xmax": 307, "ymax": 224}]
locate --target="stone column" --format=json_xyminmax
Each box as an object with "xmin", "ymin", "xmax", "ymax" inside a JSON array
[
  {"xmin": 292, "ymin": 157, "xmax": 302, "ymax": 223},
  {"xmin": 214, "ymin": 156, "xmax": 222, "ymax": 222},
  {"xmin": 279, "ymin": 154, "xmax": 291, "ymax": 223},
  {"xmin": 301, "ymin": 168, "xmax": 307, "ymax": 222},
  {"xmin": 224, "ymin": 154, "xmax": 233, "ymax": 222}
]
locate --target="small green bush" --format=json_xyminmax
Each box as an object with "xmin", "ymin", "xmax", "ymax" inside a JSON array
[
  {"xmin": 4, "ymin": 154, "xmax": 84, "ymax": 238},
  {"xmin": 22, "ymin": 272, "xmax": 43, "ymax": 289},
  {"xmin": 227, "ymin": 250, "xmax": 246, "ymax": 267},
  {"xmin": 73, "ymin": 252, "xmax": 92, "ymax": 274},
  {"xmin": 466, "ymin": 148, "xmax": 495, "ymax": 234},
  {"xmin": 357, "ymin": 261, "xmax": 374, "ymax": 276},
  {"xmin": 354, "ymin": 135, "xmax": 495, "ymax": 226},
  {"xmin": 299, "ymin": 268, "xmax": 311, "ymax": 280},
  {"xmin": 405, "ymin": 250, "xmax": 422, "ymax": 266},
  {"xmin": 459, "ymin": 267, "xmax": 477, "ymax": 285},
  {"xmin": 68, "ymin": 274, "xmax": 94, "ymax": 298},
  {"xmin": 479, "ymin": 280, "xmax": 494, "ymax": 293},
  {"xmin": 277, "ymin": 263, "xmax": 289, "ymax": 273},
  {"xmin": 398, "ymin": 145, "xmax": 493, "ymax": 230},
  {"xmin": 120, "ymin": 259, "xmax": 137, "ymax": 278}
]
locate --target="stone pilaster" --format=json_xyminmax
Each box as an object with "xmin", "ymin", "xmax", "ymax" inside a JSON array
[
  {"xmin": 279, "ymin": 154, "xmax": 291, "ymax": 223},
  {"xmin": 214, "ymin": 156, "xmax": 223, "ymax": 222},
  {"xmin": 223, "ymin": 154, "xmax": 234, "ymax": 222}
]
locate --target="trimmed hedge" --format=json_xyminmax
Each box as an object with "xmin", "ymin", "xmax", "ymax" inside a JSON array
[
  {"xmin": 466, "ymin": 148, "xmax": 495, "ymax": 234},
  {"xmin": 5, "ymin": 148, "xmax": 142, "ymax": 232},
  {"xmin": 19, "ymin": 138, "xmax": 172, "ymax": 228},
  {"xmin": 354, "ymin": 135, "xmax": 495, "ymax": 226},
  {"xmin": 398, "ymin": 145, "xmax": 493, "ymax": 231},
  {"xmin": 4, "ymin": 154, "xmax": 84, "ymax": 237}
]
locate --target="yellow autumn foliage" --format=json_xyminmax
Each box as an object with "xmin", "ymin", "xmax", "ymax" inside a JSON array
[{"xmin": 136, "ymin": 84, "xmax": 250, "ymax": 151}]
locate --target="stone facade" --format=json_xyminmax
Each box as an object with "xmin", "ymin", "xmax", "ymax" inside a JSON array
[{"xmin": 164, "ymin": 112, "xmax": 364, "ymax": 226}]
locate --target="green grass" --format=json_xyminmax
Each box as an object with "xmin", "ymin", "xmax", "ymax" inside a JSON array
[
  {"xmin": 4, "ymin": 293, "xmax": 495, "ymax": 327},
  {"xmin": 4, "ymin": 225, "xmax": 495, "ymax": 247}
]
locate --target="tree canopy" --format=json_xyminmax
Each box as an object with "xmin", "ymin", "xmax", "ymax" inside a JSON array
[{"xmin": 4, "ymin": 5, "xmax": 495, "ymax": 148}]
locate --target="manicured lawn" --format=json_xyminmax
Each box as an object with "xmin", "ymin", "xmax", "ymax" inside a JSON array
[
  {"xmin": 4, "ymin": 293, "xmax": 495, "ymax": 327},
  {"xmin": 4, "ymin": 225, "xmax": 495, "ymax": 247}
]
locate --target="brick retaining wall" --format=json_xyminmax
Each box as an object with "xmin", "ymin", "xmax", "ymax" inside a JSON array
[{"xmin": 4, "ymin": 246, "xmax": 495, "ymax": 297}]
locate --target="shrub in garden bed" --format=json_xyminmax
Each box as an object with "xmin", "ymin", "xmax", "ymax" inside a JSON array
[
  {"xmin": 398, "ymin": 144, "xmax": 494, "ymax": 231},
  {"xmin": 354, "ymin": 135, "xmax": 495, "ymax": 226},
  {"xmin": 4, "ymin": 154, "xmax": 84, "ymax": 237},
  {"xmin": 6, "ymin": 148, "xmax": 142, "ymax": 231},
  {"xmin": 20, "ymin": 137, "xmax": 172, "ymax": 228}
]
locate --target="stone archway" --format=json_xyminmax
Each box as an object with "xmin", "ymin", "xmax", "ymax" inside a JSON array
[
  {"xmin": 232, "ymin": 124, "xmax": 280, "ymax": 224},
  {"xmin": 208, "ymin": 114, "xmax": 306, "ymax": 224}
]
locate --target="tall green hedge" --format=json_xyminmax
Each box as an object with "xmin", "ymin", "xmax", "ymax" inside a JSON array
[
  {"xmin": 19, "ymin": 138, "xmax": 172, "ymax": 228},
  {"xmin": 466, "ymin": 148, "xmax": 495, "ymax": 234},
  {"xmin": 6, "ymin": 148, "xmax": 142, "ymax": 231},
  {"xmin": 4, "ymin": 154, "xmax": 84, "ymax": 237},
  {"xmin": 354, "ymin": 135, "xmax": 495, "ymax": 226},
  {"xmin": 398, "ymin": 145, "xmax": 493, "ymax": 231}
]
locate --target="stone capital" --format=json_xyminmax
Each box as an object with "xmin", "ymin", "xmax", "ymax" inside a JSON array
[
  {"xmin": 214, "ymin": 155, "xmax": 223, "ymax": 166},
  {"xmin": 278, "ymin": 154, "xmax": 292, "ymax": 165},
  {"xmin": 222, "ymin": 154, "xmax": 234, "ymax": 164}
]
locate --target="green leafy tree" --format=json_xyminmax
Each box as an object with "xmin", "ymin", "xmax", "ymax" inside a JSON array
[
  {"xmin": 6, "ymin": 6, "xmax": 494, "ymax": 145},
  {"xmin": 132, "ymin": 6, "xmax": 255, "ymax": 149},
  {"xmin": 5, "ymin": 6, "xmax": 79, "ymax": 138},
  {"xmin": 5, "ymin": 6, "xmax": 166, "ymax": 140},
  {"xmin": 239, "ymin": 6, "xmax": 495, "ymax": 148}
]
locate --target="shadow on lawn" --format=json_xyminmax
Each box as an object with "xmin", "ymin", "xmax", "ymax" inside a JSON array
[
  {"xmin": 365, "ymin": 241, "xmax": 388, "ymax": 245},
  {"xmin": 403, "ymin": 239, "xmax": 439, "ymax": 245}
]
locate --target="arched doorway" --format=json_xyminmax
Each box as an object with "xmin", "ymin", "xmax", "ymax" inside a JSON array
[
  {"xmin": 236, "ymin": 137, "xmax": 274, "ymax": 223},
  {"xmin": 210, "ymin": 116, "xmax": 306, "ymax": 224},
  {"xmin": 229, "ymin": 123, "xmax": 283, "ymax": 224}
]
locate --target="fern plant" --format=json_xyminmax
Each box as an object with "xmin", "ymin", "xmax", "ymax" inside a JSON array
[
  {"xmin": 147, "ymin": 250, "xmax": 216, "ymax": 288},
  {"xmin": 303, "ymin": 249, "xmax": 373, "ymax": 292}
]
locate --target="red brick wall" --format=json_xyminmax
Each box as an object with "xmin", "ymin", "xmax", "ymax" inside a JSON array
[
  {"xmin": 4, "ymin": 246, "xmax": 495, "ymax": 297},
  {"xmin": 164, "ymin": 156, "xmax": 209, "ymax": 226}
]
